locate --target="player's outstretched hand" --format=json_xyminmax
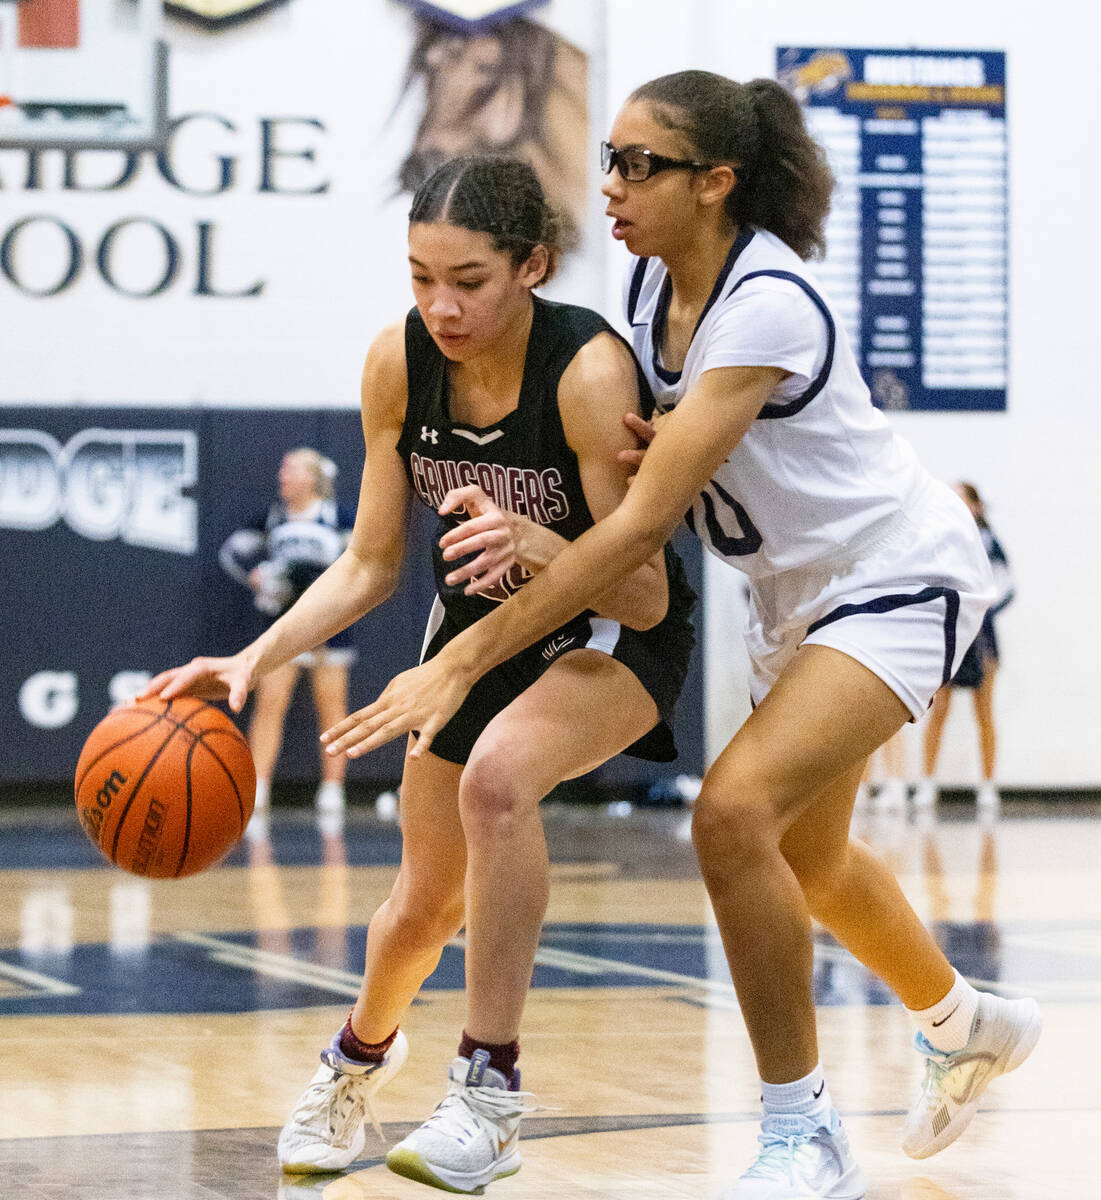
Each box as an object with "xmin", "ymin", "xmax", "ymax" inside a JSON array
[
  {"xmin": 321, "ymin": 653, "xmax": 474, "ymax": 760},
  {"xmin": 138, "ymin": 654, "xmax": 254, "ymax": 713}
]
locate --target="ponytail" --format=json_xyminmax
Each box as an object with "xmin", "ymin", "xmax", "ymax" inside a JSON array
[{"xmin": 737, "ymin": 80, "xmax": 833, "ymax": 260}]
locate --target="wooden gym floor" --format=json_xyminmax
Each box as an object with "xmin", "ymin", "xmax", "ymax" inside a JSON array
[{"xmin": 0, "ymin": 793, "xmax": 1097, "ymax": 1199}]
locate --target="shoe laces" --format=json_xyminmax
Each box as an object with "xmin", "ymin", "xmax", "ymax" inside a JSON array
[
  {"xmin": 911, "ymin": 1033, "xmax": 961, "ymax": 1110},
  {"xmin": 295, "ymin": 1069, "xmax": 367, "ymax": 1145},
  {"xmin": 743, "ymin": 1115, "xmax": 823, "ymax": 1180},
  {"xmin": 422, "ymin": 1079, "xmax": 541, "ymax": 1139}
]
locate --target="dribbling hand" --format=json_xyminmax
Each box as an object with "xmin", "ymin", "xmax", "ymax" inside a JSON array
[{"xmin": 139, "ymin": 654, "xmax": 254, "ymax": 713}]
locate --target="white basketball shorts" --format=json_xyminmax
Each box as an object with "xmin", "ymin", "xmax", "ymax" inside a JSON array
[{"xmin": 744, "ymin": 479, "xmax": 995, "ymax": 719}]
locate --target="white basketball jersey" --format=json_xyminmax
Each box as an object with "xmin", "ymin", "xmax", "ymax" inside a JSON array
[{"xmin": 624, "ymin": 228, "xmax": 931, "ymax": 578}]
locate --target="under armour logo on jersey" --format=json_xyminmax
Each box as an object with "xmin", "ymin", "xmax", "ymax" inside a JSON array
[{"xmin": 421, "ymin": 427, "xmax": 439, "ymax": 444}]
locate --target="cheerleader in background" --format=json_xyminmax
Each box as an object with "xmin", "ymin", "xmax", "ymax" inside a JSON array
[
  {"xmin": 219, "ymin": 447, "xmax": 356, "ymax": 813},
  {"xmin": 916, "ymin": 481, "xmax": 1015, "ymax": 812}
]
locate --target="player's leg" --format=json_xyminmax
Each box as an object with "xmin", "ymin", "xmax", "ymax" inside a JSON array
[
  {"xmin": 914, "ymin": 685, "xmax": 952, "ymax": 809},
  {"xmin": 693, "ymin": 644, "xmax": 896, "ymax": 1199},
  {"xmin": 386, "ymin": 650, "xmax": 659, "ymax": 1195},
  {"xmin": 309, "ymin": 655, "xmax": 350, "ymax": 809},
  {"xmin": 782, "ymin": 755, "xmax": 956, "ymax": 1012},
  {"xmin": 249, "ymin": 661, "xmax": 299, "ymax": 809},
  {"xmin": 352, "ymin": 746, "xmax": 468, "ymax": 1037},
  {"xmin": 460, "ymin": 650, "xmax": 657, "ymax": 1042},
  {"xmin": 280, "ymin": 746, "xmax": 468, "ymax": 1173},
  {"xmin": 697, "ymin": 643, "xmax": 911, "ymax": 1080},
  {"xmin": 972, "ymin": 664, "xmax": 999, "ymax": 805}
]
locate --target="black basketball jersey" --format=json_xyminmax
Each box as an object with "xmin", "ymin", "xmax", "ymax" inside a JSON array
[{"xmin": 397, "ymin": 296, "xmax": 651, "ymax": 624}]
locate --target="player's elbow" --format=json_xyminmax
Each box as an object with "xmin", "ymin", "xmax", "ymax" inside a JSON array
[{"xmin": 625, "ymin": 569, "xmax": 668, "ymax": 631}]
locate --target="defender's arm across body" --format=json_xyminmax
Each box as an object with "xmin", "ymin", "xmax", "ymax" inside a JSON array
[
  {"xmin": 436, "ymin": 331, "xmax": 668, "ymax": 630},
  {"xmin": 323, "ymin": 362, "xmax": 784, "ymax": 758}
]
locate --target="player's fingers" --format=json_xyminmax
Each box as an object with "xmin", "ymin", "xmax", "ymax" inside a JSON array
[
  {"xmin": 440, "ymin": 530, "xmax": 491, "ymax": 562},
  {"xmin": 447, "ymin": 547, "xmax": 511, "ymax": 589},
  {"xmin": 441, "ymin": 517, "xmax": 510, "ymax": 558},
  {"xmin": 158, "ymin": 661, "xmax": 207, "ymax": 700},
  {"xmin": 320, "ymin": 708, "xmax": 369, "ymax": 745},
  {"xmin": 623, "ymin": 411, "xmax": 656, "ymax": 443},
  {"xmin": 617, "ymin": 448, "xmax": 646, "ymax": 470},
  {"xmin": 407, "ymin": 718, "xmax": 443, "ymax": 760},
  {"xmin": 227, "ymin": 676, "xmax": 249, "ymax": 713},
  {"xmin": 136, "ymin": 669, "xmax": 179, "ymax": 699},
  {"xmin": 440, "ymin": 484, "xmax": 488, "ymax": 516},
  {"xmin": 344, "ymin": 713, "xmax": 419, "ymax": 757},
  {"xmin": 323, "ymin": 702, "xmax": 404, "ymax": 755},
  {"xmin": 462, "ymin": 560, "xmax": 510, "ymax": 595}
]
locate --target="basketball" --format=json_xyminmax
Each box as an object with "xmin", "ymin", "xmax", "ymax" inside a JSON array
[{"xmin": 74, "ymin": 697, "xmax": 256, "ymax": 878}]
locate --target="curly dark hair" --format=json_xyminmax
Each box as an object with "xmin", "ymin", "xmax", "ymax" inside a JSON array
[
  {"xmin": 631, "ymin": 70, "xmax": 835, "ymax": 260},
  {"xmin": 408, "ymin": 156, "xmax": 568, "ymax": 285}
]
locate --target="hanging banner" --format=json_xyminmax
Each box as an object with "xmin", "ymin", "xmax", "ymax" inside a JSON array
[
  {"xmin": 778, "ymin": 47, "xmax": 1008, "ymax": 412},
  {"xmin": 0, "ymin": 0, "xmax": 599, "ymax": 407}
]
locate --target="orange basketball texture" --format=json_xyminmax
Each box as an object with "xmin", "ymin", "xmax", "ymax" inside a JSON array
[{"xmin": 74, "ymin": 698, "xmax": 255, "ymax": 878}]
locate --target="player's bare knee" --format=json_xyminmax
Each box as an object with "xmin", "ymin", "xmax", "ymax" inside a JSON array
[
  {"xmin": 458, "ymin": 749, "xmax": 531, "ymax": 840},
  {"xmin": 690, "ymin": 781, "xmax": 776, "ymax": 872}
]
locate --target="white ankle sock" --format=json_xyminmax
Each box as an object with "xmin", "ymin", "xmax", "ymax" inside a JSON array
[
  {"xmin": 253, "ymin": 777, "xmax": 271, "ymax": 810},
  {"xmin": 761, "ymin": 1064, "xmax": 832, "ymax": 1122},
  {"xmin": 908, "ymin": 970, "xmax": 979, "ymax": 1052}
]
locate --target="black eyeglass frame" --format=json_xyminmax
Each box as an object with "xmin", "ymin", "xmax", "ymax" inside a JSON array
[{"xmin": 600, "ymin": 140, "xmax": 715, "ymax": 181}]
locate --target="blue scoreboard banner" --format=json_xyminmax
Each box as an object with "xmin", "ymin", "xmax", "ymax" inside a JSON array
[{"xmin": 777, "ymin": 47, "xmax": 1008, "ymax": 412}]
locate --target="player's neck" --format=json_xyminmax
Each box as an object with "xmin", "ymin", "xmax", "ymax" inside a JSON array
[
  {"xmin": 450, "ymin": 300, "xmax": 534, "ymax": 416},
  {"xmin": 663, "ymin": 223, "xmax": 741, "ymax": 317}
]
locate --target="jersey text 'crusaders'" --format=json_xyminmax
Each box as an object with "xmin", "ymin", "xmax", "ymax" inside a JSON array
[{"xmin": 399, "ymin": 296, "xmax": 644, "ymax": 621}]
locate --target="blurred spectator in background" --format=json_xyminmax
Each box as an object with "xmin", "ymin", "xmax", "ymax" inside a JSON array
[
  {"xmin": 219, "ymin": 448, "xmax": 356, "ymax": 814},
  {"xmin": 915, "ymin": 482, "xmax": 1014, "ymax": 812}
]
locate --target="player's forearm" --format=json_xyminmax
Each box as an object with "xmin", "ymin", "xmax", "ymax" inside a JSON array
[
  {"xmin": 447, "ymin": 508, "xmax": 665, "ymax": 681},
  {"xmin": 243, "ymin": 547, "xmax": 400, "ymax": 678},
  {"xmin": 516, "ymin": 518, "xmax": 668, "ymax": 630}
]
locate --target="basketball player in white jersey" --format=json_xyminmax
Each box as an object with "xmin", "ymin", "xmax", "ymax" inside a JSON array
[{"xmin": 326, "ymin": 72, "xmax": 1042, "ymax": 1199}]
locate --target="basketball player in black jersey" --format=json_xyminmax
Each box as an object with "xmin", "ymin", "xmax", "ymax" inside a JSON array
[{"xmin": 142, "ymin": 156, "xmax": 695, "ymax": 1193}]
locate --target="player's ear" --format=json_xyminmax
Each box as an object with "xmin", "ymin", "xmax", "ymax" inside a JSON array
[
  {"xmin": 519, "ymin": 244, "xmax": 549, "ymax": 289},
  {"xmin": 696, "ymin": 164, "xmax": 737, "ymax": 211}
]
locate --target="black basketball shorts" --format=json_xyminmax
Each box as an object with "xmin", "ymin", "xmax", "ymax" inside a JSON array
[{"xmin": 418, "ymin": 593, "xmax": 695, "ymax": 766}]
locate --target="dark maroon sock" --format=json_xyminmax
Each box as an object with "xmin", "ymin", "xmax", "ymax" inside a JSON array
[
  {"xmin": 459, "ymin": 1031, "xmax": 520, "ymax": 1082},
  {"xmin": 338, "ymin": 1017, "xmax": 397, "ymax": 1063}
]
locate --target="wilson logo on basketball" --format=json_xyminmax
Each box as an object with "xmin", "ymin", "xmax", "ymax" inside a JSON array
[
  {"xmin": 131, "ymin": 797, "xmax": 169, "ymax": 876},
  {"xmin": 78, "ymin": 769, "xmax": 128, "ymax": 843}
]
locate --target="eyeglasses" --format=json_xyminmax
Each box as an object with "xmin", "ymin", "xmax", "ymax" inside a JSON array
[{"xmin": 600, "ymin": 140, "xmax": 714, "ymax": 182}]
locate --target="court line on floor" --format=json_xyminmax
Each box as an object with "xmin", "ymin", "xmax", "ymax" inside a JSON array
[
  {"xmin": 173, "ymin": 930, "xmax": 1078, "ymax": 1008},
  {"xmin": 0, "ymin": 958, "xmax": 81, "ymax": 999},
  {"xmin": 173, "ymin": 930, "xmax": 743, "ymax": 1000}
]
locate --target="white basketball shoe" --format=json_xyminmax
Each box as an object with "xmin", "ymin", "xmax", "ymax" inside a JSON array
[
  {"xmin": 278, "ymin": 1029, "xmax": 409, "ymax": 1173},
  {"xmin": 720, "ymin": 1110, "xmax": 867, "ymax": 1199},
  {"xmin": 902, "ymin": 992, "xmax": 1042, "ymax": 1158},
  {"xmin": 386, "ymin": 1050, "xmax": 538, "ymax": 1194}
]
